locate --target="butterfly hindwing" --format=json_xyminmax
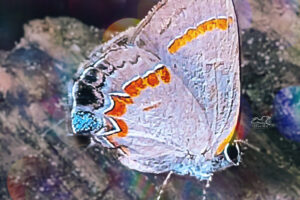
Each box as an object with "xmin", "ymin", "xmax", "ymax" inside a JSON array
[{"xmin": 102, "ymin": 63, "xmax": 213, "ymax": 172}]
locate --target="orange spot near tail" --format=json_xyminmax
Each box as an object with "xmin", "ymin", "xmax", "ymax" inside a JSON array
[
  {"xmin": 105, "ymin": 118, "xmax": 129, "ymax": 139},
  {"xmin": 114, "ymin": 118, "xmax": 128, "ymax": 137},
  {"xmin": 216, "ymin": 120, "xmax": 238, "ymax": 155}
]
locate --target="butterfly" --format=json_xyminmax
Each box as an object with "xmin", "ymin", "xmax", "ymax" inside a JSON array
[{"xmin": 71, "ymin": 0, "xmax": 241, "ymax": 181}]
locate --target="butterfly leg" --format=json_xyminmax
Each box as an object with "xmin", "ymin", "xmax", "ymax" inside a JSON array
[
  {"xmin": 202, "ymin": 176, "xmax": 213, "ymax": 200},
  {"xmin": 156, "ymin": 171, "xmax": 173, "ymax": 200},
  {"xmin": 234, "ymin": 139, "xmax": 261, "ymax": 152}
]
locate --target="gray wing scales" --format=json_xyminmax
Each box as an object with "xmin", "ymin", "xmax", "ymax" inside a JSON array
[
  {"xmin": 116, "ymin": 132, "xmax": 186, "ymax": 173},
  {"xmin": 103, "ymin": 66, "xmax": 213, "ymax": 172},
  {"xmin": 131, "ymin": 0, "xmax": 240, "ymax": 155}
]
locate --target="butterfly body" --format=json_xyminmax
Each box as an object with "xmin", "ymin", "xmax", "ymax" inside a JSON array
[{"xmin": 71, "ymin": 0, "xmax": 241, "ymax": 180}]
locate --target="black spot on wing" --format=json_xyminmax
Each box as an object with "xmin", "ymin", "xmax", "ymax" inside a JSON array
[
  {"xmin": 81, "ymin": 68, "xmax": 106, "ymax": 89},
  {"xmin": 97, "ymin": 64, "xmax": 108, "ymax": 70},
  {"xmin": 75, "ymin": 81, "xmax": 98, "ymax": 106},
  {"xmin": 83, "ymin": 68, "xmax": 98, "ymax": 84}
]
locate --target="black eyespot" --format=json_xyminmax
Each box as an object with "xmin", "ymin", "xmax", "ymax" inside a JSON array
[
  {"xmin": 75, "ymin": 81, "xmax": 98, "ymax": 106},
  {"xmin": 225, "ymin": 143, "xmax": 240, "ymax": 165},
  {"xmin": 83, "ymin": 69, "xmax": 98, "ymax": 84}
]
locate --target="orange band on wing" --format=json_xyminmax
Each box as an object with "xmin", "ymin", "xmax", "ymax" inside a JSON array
[
  {"xmin": 124, "ymin": 66, "xmax": 171, "ymax": 97},
  {"xmin": 105, "ymin": 95, "xmax": 133, "ymax": 117},
  {"xmin": 105, "ymin": 118, "xmax": 128, "ymax": 141},
  {"xmin": 105, "ymin": 66, "xmax": 172, "ymax": 145},
  {"xmin": 124, "ymin": 80, "xmax": 141, "ymax": 97},
  {"xmin": 168, "ymin": 17, "xmax": 233, "ymax": 54},
  {"xmin": 144, "ymin": 72, "xmax": 159, "ymax": 87},
  {"xmin": 135, "ymin": 77, "xmax": 147, "ymax": 89},
  {"xmin": 156, "ymin": 66, "xmax": 171, "ymax": 83},
  {"xmin": 114, "ymin": 118, "xmax": 128, "ymax": 137}
]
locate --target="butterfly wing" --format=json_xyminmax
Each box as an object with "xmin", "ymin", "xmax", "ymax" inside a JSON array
[
  {"xmin": 131, "ymin": 0, "xmax": 240, "ymax": 157},
  {"xmin": 71, "ymin": 0, "xmax": 240, "ymax": 175},
  {"xmin": 91, "ymin": 46, "xmax": 212, "ymax": 172}
]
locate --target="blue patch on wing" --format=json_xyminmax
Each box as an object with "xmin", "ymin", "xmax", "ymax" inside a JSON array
[
  {"xmin": 72, "ymin": 111, "xmax": 102, "ymax": 134},
  {"xmin": 172, "ymin": 156, "xmax": 232, "ymax": 180}
]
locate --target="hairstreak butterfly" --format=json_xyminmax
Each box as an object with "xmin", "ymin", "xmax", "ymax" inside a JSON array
[{"xmin": 71, "ymin": 0, "xmax": 241, "ymax": 182}]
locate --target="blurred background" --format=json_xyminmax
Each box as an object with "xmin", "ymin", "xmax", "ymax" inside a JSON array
[
  {"xmin": 0, "ymin": 0, "xmax": 149, "ymax": 50},
  {"xmin": 0, "ymin": 0, "xmax": 300, "ymax": 200}
]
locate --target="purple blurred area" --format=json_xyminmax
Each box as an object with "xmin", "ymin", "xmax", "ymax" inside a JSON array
[{"xmin": 0, "ymin": 0, "xmax": 142, "ymax": 50}]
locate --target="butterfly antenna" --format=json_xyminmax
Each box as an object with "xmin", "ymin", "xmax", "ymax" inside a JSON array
[
  {"xmin": 234, "ymin": 139, "xmax": 261, "ymax": 152},
  {"xmin": 156, "ymin": 171, "xmax": 173, "ymax": 200}
]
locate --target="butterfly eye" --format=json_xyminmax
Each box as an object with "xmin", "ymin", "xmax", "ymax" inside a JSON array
[{"xmin": 224, "ymin": 143, "xmax": 240, "ymax": 166}]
